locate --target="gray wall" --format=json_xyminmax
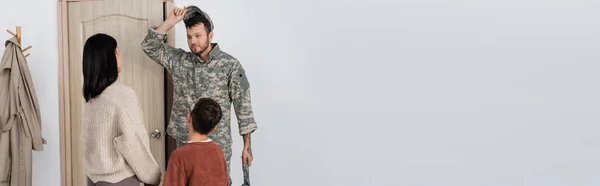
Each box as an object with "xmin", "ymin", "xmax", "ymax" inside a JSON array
[{"xmin": 175, "ymin": 0, "xmax": 600, "ymax": 185}]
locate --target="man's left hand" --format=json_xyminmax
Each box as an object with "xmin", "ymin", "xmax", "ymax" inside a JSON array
[{"xmin": 242, "ymin": 148, "xmax": 253, "ymax": 167}]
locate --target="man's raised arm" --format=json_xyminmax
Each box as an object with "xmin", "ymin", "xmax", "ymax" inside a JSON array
[{"xmin": 141, "ymin": 6, "xmax": 187, "ymax": 72}]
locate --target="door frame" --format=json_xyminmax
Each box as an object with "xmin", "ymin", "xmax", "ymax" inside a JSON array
[{"xmin": 57, "ymin": 1, "xmax": 176, "ymax": 185}]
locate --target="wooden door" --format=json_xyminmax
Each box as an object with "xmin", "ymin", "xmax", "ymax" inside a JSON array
[{"xmin": 67, "ymin": 0, "xmax": 165, "ymax": 185}]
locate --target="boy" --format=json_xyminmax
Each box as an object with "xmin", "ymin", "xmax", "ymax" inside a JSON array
[{"xmin": 163, "ymin": 98, "xmax": 229, "ymax": 186}]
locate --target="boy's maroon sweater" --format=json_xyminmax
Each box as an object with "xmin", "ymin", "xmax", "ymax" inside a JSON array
[{"xmin": 163, "ymin": 142, "xmax": 229, "ymax": 186}]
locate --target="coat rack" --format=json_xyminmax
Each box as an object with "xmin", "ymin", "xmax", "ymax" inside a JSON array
[{"xmin": 6, "ymin": 26, "xmax": 32, "ymax": 58}]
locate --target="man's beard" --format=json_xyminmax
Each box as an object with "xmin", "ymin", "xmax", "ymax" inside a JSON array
[
  {"xmin": 190, "ymin": 39, "xmax": 209, "ymax": 56},
  {"xmin": 191, "ymin": 45, "xmax": 207, "ymax": 56}
]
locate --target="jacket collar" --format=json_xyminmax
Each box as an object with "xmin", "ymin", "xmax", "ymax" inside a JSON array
[{"xmin": 194, "ymin": 43, "xmax": 220, "ymax": 63}]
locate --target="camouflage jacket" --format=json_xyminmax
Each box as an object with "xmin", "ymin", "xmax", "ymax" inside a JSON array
[{"xmin": 141, "ymin": 27, "xmax": 257, "ymax": 147}]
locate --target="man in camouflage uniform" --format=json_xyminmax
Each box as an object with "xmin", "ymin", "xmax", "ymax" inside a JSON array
[{"xmin": 141, "ymin": 6, "xmax": 256, "ymax": 185}]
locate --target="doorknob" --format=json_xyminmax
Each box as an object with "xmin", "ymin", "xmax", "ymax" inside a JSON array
[{"xmin": 151, "ymin": 129, "xmax": 161, "ymax": 139}]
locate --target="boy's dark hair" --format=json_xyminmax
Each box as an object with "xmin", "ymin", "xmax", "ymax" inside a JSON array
[
  {"xmin": 191, "ymin": 98, "xmax": 222, "ymax": 134},
  {"xmin": 184, "ymin": 11, "xmax": 213, "ymax": 32},
  {"xmin": 82, "ymin": 33, "xmax": 119, "ymax": 102}
]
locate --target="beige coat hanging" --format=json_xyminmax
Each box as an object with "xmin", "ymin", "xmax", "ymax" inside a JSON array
[{"xmin": 0, "ymin": 36, "xmax": 44, "ymax": 186}]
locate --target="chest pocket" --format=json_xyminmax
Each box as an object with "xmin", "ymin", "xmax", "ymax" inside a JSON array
[
  {"xmin": 210, "ymin": 67, "xmax": 229, "ymax": 83},
  {"xmin": 180, "ymin": 62, "xmax": 197, "ymax": 81},
  {"xmin": 178, "ymin": 61, "xmax": 201, "ymax": 101}
]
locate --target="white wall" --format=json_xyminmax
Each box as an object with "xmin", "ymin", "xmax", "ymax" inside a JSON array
[
  {"xmin": 1, "ymin": 0, "xmax": 599, "ymax": 185},
  {"xmin": 174, "ymin": 0, "xmax": 600, "ymax": 186},
  {"xmin": 0, "ymin": 1, "xmax": 61, "ymax": 186}
]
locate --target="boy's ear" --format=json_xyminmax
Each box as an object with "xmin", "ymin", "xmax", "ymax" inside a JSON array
[
  {"xmin": 187, "ymin": 114, "xmax": 192, "ymax": 124},
  {"xmin": 210, "ymin": 125, "xmax": 217, "ymax": 132}
]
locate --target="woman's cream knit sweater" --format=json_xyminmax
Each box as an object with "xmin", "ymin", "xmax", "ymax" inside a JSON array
[{"xmin": 82, "ymin": 82, "xmax": 161, "ymax": 185}]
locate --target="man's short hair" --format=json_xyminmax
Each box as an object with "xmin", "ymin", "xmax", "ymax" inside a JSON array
[
  {"xmin": 191, "ymin": 98, "xmax": 222, "ymax": 134},
  {"xmin": 184, "ymin": 11, "xmax": 213, "ymax": 32}
]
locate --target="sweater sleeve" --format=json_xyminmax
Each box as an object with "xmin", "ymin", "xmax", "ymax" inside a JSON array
[
  {"xmin": 163, "ymin": 154, "xmax": 187, "ymax": 186},
  {"xmin": 220, "ymin": 150, "xmax": 230, "ymax": 186},
  {"xmin": 113, "ymin": 93, "xmax": 162, "ymax": 185}
]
